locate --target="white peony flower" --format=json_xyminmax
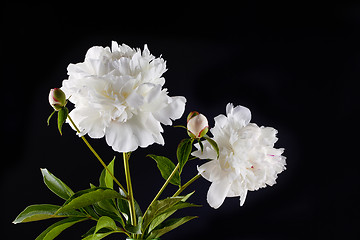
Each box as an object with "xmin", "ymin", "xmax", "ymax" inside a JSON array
[
  {"xmin": 193, "ymin": 103, "xmax": 286, "ymax": 208},
  {"xmin": 61, "ymin": 41, "xmax": 186, "ymax": 153}
]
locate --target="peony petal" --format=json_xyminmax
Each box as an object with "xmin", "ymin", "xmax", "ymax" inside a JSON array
[
  {"xmin": 213, "ymin": 114, "xmax": 227, "ymax": 129},
  {"xmin": 76, "ymin": 108, "xmax": 106, "ymax": 139},
  {"xmin": 126, "ymin": 90, "xmax": 144, "ymax": 108},
  {"xmin": 231, "ymin": 104, "xmax": 251, "ymax": 125},
  {"xmin": 105, "ymin": 113, "xmax": 165, "ymax": 153},
  {"xmin": 126, "ymin": 113, "xmax": 164, "ymax": 148},
  {"xmin": 226, "ymin": 103, "xmax": 234, "ymax": 115},
  {"xmin": 239, "ymin": 189, "xmax": 248, "ymax": 206},
  {"xmin": 105, "ymin": 121, "xmax": 138, "ymax": 152},
  {"xmin": 197, "ymin": 160, "xmax": 220, "ymax": 181},
  {"xmin": 153, "ymin": 96, "xmax": 186, "ymax": 125},
  {"xmin": 193, "ymin": 142, "xmax": 218, "ymax": 161},
  {"xmin": 207, "ymin": 178, "xmax": 232, "ymax": 209}
]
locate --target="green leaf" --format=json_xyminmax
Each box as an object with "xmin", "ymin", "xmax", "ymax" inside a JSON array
[
  {"xmin": 57, "ymin": 106, "xmax": 68, "ymax": 135},
  {"xmin": 13, "ymin": 204, "xmax": 85, "ymax": 224},
  {"xmin": 93, "ymin": 200, "xmax": 125, "ymax": 227},
  {"xmin": 94, "ymin": 216, "xmax": 120, "ymax": 235},
  {"xmin": 148, "ymin": 202, "xmax": 201, "ymax": 233},
  {"xmin": 147, "ymin": 216, "xmax": 198, "ymax": 239},
  {"xmin": 148, "ymin": 155, "xmax": 181, "ymax": 186},
  {"xmin": 203, "ymin": 135, "xmax": 220, "ymax": 159},
  {"xmin": 35, "ymin": 217, "xmax": 87, "ymax": 240},
  {"xmin": 47, "ymin": 110, "xmax": 56, "ymax": 126},
  {"xmin": 99, "ymin": 157, "xmax": 115, "ymax": 189},
  {"xmin": 176, "ymin": 138, "xmax": 194, "ymax": 173},
  {"xmin": 41, "ymin": 168, "xmax": 74, "ymax": 200},
  {"xmin": 125, "ymin": 216, "xmax": 143, "ymax": 234},
  {"xmin": 82, "ymin": 205, "xmax": 99, "ymax": 220},
  {"xmin": 105, "ymin": 157, "xmax": 115, "ymax": 189},
  {"xmin": 82, "ymin": 231, "xmax": 117, "ymax": 240},
  {"xmin": 142, "ymin": 196, "xmax": 184, "ymax": 235},
  {"xmin": 117, "ymin": 198, "xmax": 129, "ymax": 222},
  {"xmin": 82, "ymin": 224, "xmax": 129, "ymax": 239},
  {"xmin": 56, "ymin": 187, "xmax": 126, "ymax": 214}
]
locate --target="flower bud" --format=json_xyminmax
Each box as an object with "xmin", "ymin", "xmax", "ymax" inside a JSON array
[
  {"xmin": 49, "ymin": 88, "xmax": 66, "ymax": 111},
  {"xmin": 187, "ymin": 111, "xmax": 209, "ymax": 139}
]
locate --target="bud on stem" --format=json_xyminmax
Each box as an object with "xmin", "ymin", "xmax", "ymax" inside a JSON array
[
  {"xmin": 187, "ymin": 111, "xmax": 209, "ymax": 139},
  {"xmin": 47, "ymin": 88, "xmax": 68, "ymax": 135},
  {"xmin": 49, "ymin": 88, "xmax": 66, "ymax": 111}
]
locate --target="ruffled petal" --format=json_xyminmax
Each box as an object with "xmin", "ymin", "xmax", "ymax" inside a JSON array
[
  {"xmin": 197, "ymin": 160, "xmax": 219, "ymax": 181},
  {"xmin": 193, "ymin": 142, "xmax": 218, "ymax": 161},
  {"xmin": 153, "ymin": 96, "xmax": 186, "ymax": 125},
  {"xmin": 207, "ymin": 178, "xmax": 232, "ymax": 209},
  {"xmin": 105, "ymin": 113, "xmax": 165, "ymax": 153},
  {"xmin": 105, "ymin": 121, "xmax": 138, "ymax": 152},
  {"xmin": 239, "ymin": 189, "xmax": 248, "ymax": 206},
  {"xmin": 229, "ymin": 104, "xmax": 251, "ymax": 126}
]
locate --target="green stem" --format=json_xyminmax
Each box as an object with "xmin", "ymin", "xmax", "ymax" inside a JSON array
[
  {"xmin": 145, "ymin": 163, "xmax": 180, "ymax": 215},
  {"xmin": 123, "ymin": 152, "xmax": 137, "ymax": 229},
  {"xmin": 67, "ymin": 114, "xmax": 128, "ymax": 195},
  {"xmin": 141, "ymin": 163, "xmax": 180, "ymax": 239},
  {"xmin": 173, "ymin": 173, "xmax": 202, "ymax": 197}
]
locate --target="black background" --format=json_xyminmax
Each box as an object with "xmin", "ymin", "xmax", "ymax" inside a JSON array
[{"xmin": 1, "ymin": 1, "xmax": 359, "ymax": 239}]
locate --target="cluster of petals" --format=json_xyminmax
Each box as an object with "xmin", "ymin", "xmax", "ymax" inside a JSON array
[
  {"xmin": 61, "ymin": 41, "xmax": 186, "ymax": 153},
  {"xmin": 193, "ymin": 103, "xmax": 286, "ymax": 208}
]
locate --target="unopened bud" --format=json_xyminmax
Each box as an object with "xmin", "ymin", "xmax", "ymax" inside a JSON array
[
  {"xmin": 187, "ymin": 111, "xmax": 209, "ymax": 139},
  {"xmin": 49, "ymin": 88, "xmax": 66, "ymax": 111}
]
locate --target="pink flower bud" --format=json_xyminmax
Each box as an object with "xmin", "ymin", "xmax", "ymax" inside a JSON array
[
  {"xmin": 49, "ymin": 88, "xmax": 66, "ymax": 111},
  {"xmin": 187, "ymin": 111, "xmax": 209, "ymax": 139}
]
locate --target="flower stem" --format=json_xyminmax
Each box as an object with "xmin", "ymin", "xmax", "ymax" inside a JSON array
[
  {"xmin": 66, "ymin": 114, "xmax": 128, "ymax": 195},
  {"xmin": 146, "ymin": 163, "xmax": 180, "ymax": 213},
  {"xmin": 141, "ymin": 163, "xmax": 180, "ymax": 239},
  {"xmin": 173, "ymin": 173, "xmax": 202, "ymax": 197},
  {"xmin": 154, "ymin": 163, "xmax": 180, "ymax": 202},
  {"xmin": 123, "ymin": 152, "xmax": 137, "ymax": 228}
]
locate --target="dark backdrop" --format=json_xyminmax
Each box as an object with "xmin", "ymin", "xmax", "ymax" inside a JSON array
[{"xmin": 2, "ymin": 1, "xmax": 358, "ymax": 239}]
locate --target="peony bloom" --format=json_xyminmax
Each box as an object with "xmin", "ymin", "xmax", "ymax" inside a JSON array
[
  {"xmin": 193, "ymin": 103, "xmax": 286, "ymax": 208},
  {"xmin": 61, "ymin": 41, "xmax": 186, "ymax": 153}
]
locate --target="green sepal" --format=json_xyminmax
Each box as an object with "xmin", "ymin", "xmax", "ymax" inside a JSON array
[
  {"xmin": 57, "ymin": 106, "xmax": 68, "ymax": 135},
  {"xmin": 147, "ymin": 154, "xmax": 181, "ymax": 186},
  {"xmin": 41, "ymin": 168, "xmax": 74, "ymax": 200},
  {"xmin": 35, "ymin": 217, "xmax": 88, "ymax": 240},
  {"xmin": 173, "ymin": 125, "xmax": 187, "ymax": 130},
  {"xmin": 47, "ymin": 110, "xmax": 56, "ymax": 126},
  {"xmin": 176, "ymin": 138, "xmax": 194, "ymax": 173},
  {"xmin": 203, "ymin": 135, "xmax": 220, "ymax": 159}
]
